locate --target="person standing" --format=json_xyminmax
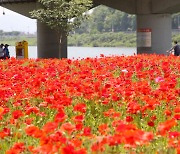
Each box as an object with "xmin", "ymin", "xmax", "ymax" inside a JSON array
[
  {"xmin": 3, "ymin": 44, "xmax": 10, "ymax": 59},
  {"xmin": 167, "ymin": 41, "xmax": 180, "ymax": 56},
  {"xmin": 0, "ymin": 44, "xmax": 4, "ymax": 59}
]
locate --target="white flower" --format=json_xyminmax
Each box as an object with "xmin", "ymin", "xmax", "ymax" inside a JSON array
[{"xmin": 121, "ymin": 69, "xmax": 128, "ymax": 73}]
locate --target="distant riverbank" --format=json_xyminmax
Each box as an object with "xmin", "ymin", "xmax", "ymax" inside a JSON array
[{"xmin": 1, "ymin": 32, "xmax": 180, "ymax": 47}]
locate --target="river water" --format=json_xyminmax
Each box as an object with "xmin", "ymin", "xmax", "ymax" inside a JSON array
[{"xmin": 9, "ymin": 46, "xmax": 137, "ymax": 59}]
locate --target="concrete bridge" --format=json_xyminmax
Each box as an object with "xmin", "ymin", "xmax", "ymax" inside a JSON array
[{"xmin": 0, "ymin": 0, "xmax": 180, "ymax": 58}]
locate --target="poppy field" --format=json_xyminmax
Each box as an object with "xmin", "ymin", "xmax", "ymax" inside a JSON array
[{"xmin": 0, "ymin": 54, "xmax": 179, "ymax": 153}]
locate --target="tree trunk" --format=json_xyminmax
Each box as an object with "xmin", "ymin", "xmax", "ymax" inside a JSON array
[{"xmin": 58, "ymin": 31, "xmax": 67, "ymax": 58}]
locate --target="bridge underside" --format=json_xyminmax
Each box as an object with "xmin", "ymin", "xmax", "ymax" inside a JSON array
[
  {"xmin": 1, "ymin": 0, "xmax": 180, "ymax": 15},
  {"xmin": 0, "ymin": 0, "xmax": 180, "ymax": 58},
  {"xmin": 0, "ymin": 0, "xmax": 35, "ymax": 3},
  {"xmin": 0, "ymin": 0, "xmax": 36, "ymax": 17},
  {"xmin": 93, "ymin": 0, "xmax": 180, "ymax": 14}
]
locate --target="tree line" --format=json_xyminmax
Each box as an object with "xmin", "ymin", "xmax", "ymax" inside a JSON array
[
  {"xmin": 74, "ymin": 5, "xmax": 180, "ymax": 34},
  {"xmin": 0, "ymin": 30, "xmax": 22, "ymax": 37}
]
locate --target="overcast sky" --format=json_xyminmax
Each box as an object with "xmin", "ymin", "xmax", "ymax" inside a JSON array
[{"xmin": 0, "ymin": 7, "xmax": 37, "ymax": 33}]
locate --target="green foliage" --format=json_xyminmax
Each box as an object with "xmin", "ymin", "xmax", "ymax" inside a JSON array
[
  {"xmin": 68, "ymin": 32, "xmax": 180, "ymax": 47},
  {"xmin": 68, "ymin": 32, "xmax": 136, "ymax": 47},
  {"xmin": 0, "ymin": 37, "xmax": 37, "ymax": 46},
  {"xmin": 172, "ymin": 33, "xmax": 180, "ymax": 43},
  {"xmin": 30, "ymin": 0, "xmax": 92, "ymax": 36},
  {"xmin": 74, "ymin": 5, "xmax": 136, "ymax": 33},
  {"xmin": 172, "ymin": 13, "xmax": 180, "ymax": 29}
]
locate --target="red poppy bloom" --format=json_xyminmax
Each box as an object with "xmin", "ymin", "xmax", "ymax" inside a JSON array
[
  {"xmin": 61, "ymin": 122, "xmax": 75, "ymax": 134},
  {"xmin": 25, "ymin": 106, "xmax": 39, "ymax": 115},
  {"xmin": 158, "ymin": 119, "xmax": 177, "ymax": 136},
  {"xmin": 42, "ymin": 122, "xmax": 58, "ymax": 133},
  {"xmin": 98, "ymin": 123, "xmax": 108, "ymax": 135},
  {"xmin": 169, "ymin": 131, "xmax": 180, "ymax": 139},
  {"xmin": 75, "ymin": 123, "xmax": 83, "ymax": 131},
  {"xmin": 148, "ymin": 121, "xmax": 155, "ymax": 127},
  {"xmin": 54, "ymin": 111, "xmax": 67, "ymax": 123},
  {"xmin": 70, "ymin": 138, "xmax": 82, "ymax": 147},
  {"xmin": 73, "ymin": 115, "xmax": 84, "ymax": 123},
  {"xmin": 6, "ymin": 142, "xmax": 25, "ymax": 154},
  {"xmin": 0, "ymin": 107, "xmax": 4, "ymax": 115},
  {"xmin": 91, "ymin": 142, "xmax": 105, "ymax": 152},
  {"xmin": 126, "ymin": 116, "xmax": 133, "ymax": 122},
  {"xmin": 164, "ymin": 109, "xmax": 172, "ymax": 116},
  {"xmin": 12, "ymin": 110, "xmax": 23, "ymax": 119},
  {"xmin": 61, "ymin": 144, "xmax": 75, "ymax": 154},
  {"xmin": 25, "ymin": 125, "xmax": 44, "ymax": 138},
  {"xmin": 25, "ymin": 118, "xmax": 33, "ymax": 125},
  {"xmin": 83, "ymin": 127, "xmax": 91, "ymax": 136},
  {"xmin": 74, "ymin": 103, "xmax": 86, "ymax": 113},
  {"xmin": 174, "ymin": 114, "xmax": 180, "ymax": 120}
]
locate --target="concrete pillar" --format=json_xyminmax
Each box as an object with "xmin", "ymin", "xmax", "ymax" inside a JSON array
[
  {"xmin": 37, "ymin": 21, "xmax": 67, "ymax": 58},
  {"xmin": 137, "ymin": 14, "xmax": 172, "ymax": 55}
]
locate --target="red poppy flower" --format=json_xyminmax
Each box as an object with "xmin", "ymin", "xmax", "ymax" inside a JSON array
[
  {"xmin": 164, "ymin": 109, "xmax": 172, "ymax": 116},
  {"xmin": 158, "ymin": 119, "xmax": 177, "ymax": 136},
  {"xmin": 169, "ymin": 131, "xmax": 180, "ymax": 139},
  {"xmin": 75, "ymin": 123, "xmax": 83, "ymax": 131},
  {"xmin": 74, "ymin": 103, "xmax": 86, "ymax": 113},
  {"xmin": 83, "ymin": 127, "xmax": 91, "ymax": 136},
  {"xmin": 25, "ymin": 125, "xmax": 43, "ymax": 138},
  {"xmin": 54, "ymin": 111, "xmax": 67, "ymax": 123},
  {"xmin": 42, "ymin": 122, "xmax": 58, "ymax": 133},
  {"xmin": 61, "ymin": 123, "xmax": 75, "ymax": 134},
  {"xmin": 25, "ymin": 106, "xmax": 39, "ymax": 115},
  {"xmin": 6, "ymin": 142, "xmax": 25, "ymax": 154},
  {"xmin": 98, "ymin": 123, "xmax": 108, "ymax": 135},
  {"xmin": 73, "ymin": 115, "xmax": 84, "ymax": 123},
  {"xmin": 91, "ymin": 142, "xmax": 105, "ymax": 152},
  {"xmin": 126, "ymin": 116, "xmax": 133, "ymax": 122},
  {"xmin": 174, "ymin": 106, "xmax": 180, "ymax": 113},
  {"xmin": 61, "ymin": 144, "xmax": 75, "ymax": 154},
  {"xmin": 12, "ymin": 110, "xmax": 24, "ymax": 119},
  {"xmin": 0, "ymin": 107, "xmax": 4, "ymax": 115},
  {"xmin": 174, "ymin": 114, "xmax": 180, "ymax": 120},
  {"xmin": 148, "ymin": 121, "xmax": 155, "ymax": 127},
  {"xmin": 25, "ymin": 118, "xmax": 33, "ymax": 125},
  {"xmin": 70, "ymin": 138, "xmax": 82, "ymax": 147}
]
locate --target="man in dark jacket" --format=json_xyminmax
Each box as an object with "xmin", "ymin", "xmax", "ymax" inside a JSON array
[
  {"xmin": 3, "ymin": 44, "xmax": 10, "ymax": 59},
  {"xmin": 167, "ymin": 41, "xmax": 180, "ymax": 56},
  {"xmin": 0, "ymin": 44, "xmax": 4, "ymax": 59}
]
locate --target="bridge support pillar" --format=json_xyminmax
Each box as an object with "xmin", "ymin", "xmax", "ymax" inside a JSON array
[
  {"xmin": 137, "ymin": 14, "xmax": 172, "ymax": 55},
  {"xmin": 37, "ymin": 21, "xmax": 67, "ymax": 58}
]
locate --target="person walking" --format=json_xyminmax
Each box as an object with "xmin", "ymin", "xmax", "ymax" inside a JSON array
[
  {"xmin": 167, "ymin": 41, "xmax": 180, "ymax": 56},
  {"xmin": 0, "ymin": 44, "xmax": 5, "ymax": 59},
  {"xmin": 3, "ymin": 44, "xmax": 10, "ymax": 59}
]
